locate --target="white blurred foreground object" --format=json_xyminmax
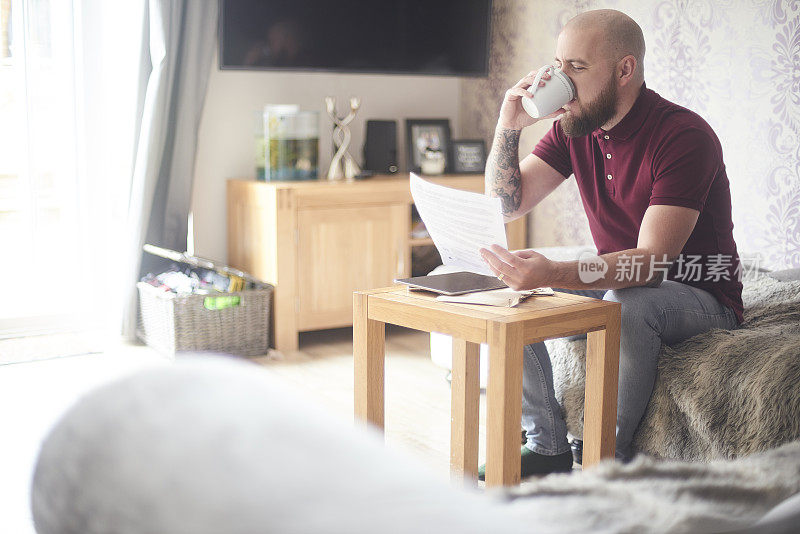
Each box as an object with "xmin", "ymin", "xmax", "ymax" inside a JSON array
[
  {"xmin": 30, "ymin": 355, "xmax": 517, "ymax": 534},
  {"xmin": 28, "ymin": 354, "xmax": 800, "ymax": 533}
]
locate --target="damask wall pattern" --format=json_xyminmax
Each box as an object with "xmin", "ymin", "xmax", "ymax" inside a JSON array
[{"xmin": 462, "ymin": 0, "xmax": 800, "ymax": 269}]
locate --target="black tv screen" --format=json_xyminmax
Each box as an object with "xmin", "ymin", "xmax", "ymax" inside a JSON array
[{"xmin": 219, "ymin": 0, "xmax": 492, "ymax": 77}]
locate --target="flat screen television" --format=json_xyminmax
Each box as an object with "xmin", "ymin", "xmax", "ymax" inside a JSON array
[{"xmin": 219, "ymin": 0, "xmax": 493, "ymax": 77}]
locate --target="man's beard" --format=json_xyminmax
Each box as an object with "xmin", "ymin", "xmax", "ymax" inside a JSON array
[{"xmin": 560, "ymin": 76, "xmax": 618, "ymax": 138}]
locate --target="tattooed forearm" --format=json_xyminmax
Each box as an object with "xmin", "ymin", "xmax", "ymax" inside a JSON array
[{"xmin": 485, "ymin": 127, "xmax": 523, "ymax": 216}]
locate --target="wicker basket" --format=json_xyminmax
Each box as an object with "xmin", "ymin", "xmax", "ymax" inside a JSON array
[{"xmin": 136, "ymin": 282, "xmax": 272, "ymax": 357}]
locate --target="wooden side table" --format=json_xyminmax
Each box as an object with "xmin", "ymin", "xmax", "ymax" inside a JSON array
[{"xmin": 353, "ymin": 286, "xmax": 620, "ymax": 487}]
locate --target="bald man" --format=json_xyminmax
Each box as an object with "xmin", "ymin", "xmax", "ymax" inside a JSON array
[{"xmin": 478, "ymin": 9, "xmax": 742, "ymax": 479}]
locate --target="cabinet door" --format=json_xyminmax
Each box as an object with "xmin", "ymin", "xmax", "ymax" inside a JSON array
[{"xmin": 296, "ymin": 203, "xmax": 409, "ymax": 331}]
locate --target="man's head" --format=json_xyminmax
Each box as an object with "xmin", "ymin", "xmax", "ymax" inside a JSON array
[{"xmin": 554, "ymin": 9, "xmax": 646, "ymax": 137}]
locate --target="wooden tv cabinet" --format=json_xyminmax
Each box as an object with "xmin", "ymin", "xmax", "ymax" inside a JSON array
[{"xmin": 227, "ymin": 175, "xmax": 527, "ymax": 352}]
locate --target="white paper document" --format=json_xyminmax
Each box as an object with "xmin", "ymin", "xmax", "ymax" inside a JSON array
[
  {"xmin": 435, "ymin": 287, "xmax": 555, "ymax": 307},
  {"xmin": 409, "ymin": 173, "xmax": 507, "ymax": 276}
]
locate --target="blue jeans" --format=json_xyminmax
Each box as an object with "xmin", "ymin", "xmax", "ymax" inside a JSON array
[{"xmin": 522, "ymin": 280, "xmax": 738, "ymax": 461}]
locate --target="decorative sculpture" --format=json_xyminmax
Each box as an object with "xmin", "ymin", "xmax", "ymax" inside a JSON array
[{"xmin": 325, "ymin": 96, "xmax": 361, "ymax": 181}]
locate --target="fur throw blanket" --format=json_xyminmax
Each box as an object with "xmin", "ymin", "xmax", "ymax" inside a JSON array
[
  {"xmin": 549, "ymin": 274, "xmax": 800, "ymax": 461},
  {"xmin": 500, "ymin": 439, "xmax": 800, "ymax": 534}
]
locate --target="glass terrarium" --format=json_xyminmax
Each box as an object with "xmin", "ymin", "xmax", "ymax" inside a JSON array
[{"xmin": 256, "ymin": 105, "xmax": 319, "ymax": 181}]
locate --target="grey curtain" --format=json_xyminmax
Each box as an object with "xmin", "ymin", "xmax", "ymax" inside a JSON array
[{"xmin": 122, "ymin": 0, "xmax": 217, "ymax": 339}]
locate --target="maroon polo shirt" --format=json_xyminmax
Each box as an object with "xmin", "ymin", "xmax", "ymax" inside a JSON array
[{"xmin": 532, "ymin": 83, "xmax": 743, "ymax": 323}]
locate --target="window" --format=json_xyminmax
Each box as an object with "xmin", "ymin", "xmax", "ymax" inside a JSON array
[{"xmin": 0, "ymin": 0, "xmax": 85, "ymax": 336}]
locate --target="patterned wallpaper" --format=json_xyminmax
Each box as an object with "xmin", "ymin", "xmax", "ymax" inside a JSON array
[{"xmin": 462, "ymin": 0, "xmax": 800, "ymax": 270}]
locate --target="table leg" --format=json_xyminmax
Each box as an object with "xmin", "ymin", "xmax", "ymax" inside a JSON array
[
  {"xmin": 485, "ymin": 322, "xmax": 524, "ymax": 487},
  {"xmin": 450, "ymin": 338, "xmax": 480, "ymax": 484},
  {"xmin": 353, "ymin": 293, "xmax": 386, "ymax": 430},
  {"xmin": 583, "ymin": 306, "xmax": 621, "ymax": 467}
]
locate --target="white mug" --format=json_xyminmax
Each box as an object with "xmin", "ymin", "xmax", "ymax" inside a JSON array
[{"xmin": 521, "ymin": 65, "xmax": 575, "ymax": 119}]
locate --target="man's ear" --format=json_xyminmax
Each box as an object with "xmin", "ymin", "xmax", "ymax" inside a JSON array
[{"xmin": 618, "ymin": 55, "xmax": 637, "ymax": 86}]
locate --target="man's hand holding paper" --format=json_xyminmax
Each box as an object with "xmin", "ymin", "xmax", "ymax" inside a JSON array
[
  {"xmin": 409, "ymin": 173, "xmax": 554, "ymax": 296},
  {"xmin": 479, "ymin": 245, "xmax": 554, "ymax": 291}
]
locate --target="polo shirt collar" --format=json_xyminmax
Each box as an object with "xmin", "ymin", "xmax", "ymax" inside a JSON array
[{"xmin": 596, "ymin": 82, "xmax": 653, "ymax": 141}]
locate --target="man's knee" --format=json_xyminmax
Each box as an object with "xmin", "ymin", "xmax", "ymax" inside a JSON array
[{"xmin": 603, "ymin": 286, "xmax": 662, "ymax": 330}]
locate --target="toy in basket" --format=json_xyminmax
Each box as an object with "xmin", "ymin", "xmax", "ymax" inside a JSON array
[{"xmin": 137, "ymin": 244, "xmax": 273, "ymax": 357}]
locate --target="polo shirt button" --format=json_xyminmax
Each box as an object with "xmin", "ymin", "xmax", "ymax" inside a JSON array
[
  {"xmin": 606, "ymin": 153, "xmax": 612, "ymax": 159},
  {"xmin": 607, "ymin": 174, "xmax": 613, "ymax": 180},
  {"xmin": 604, "ymin": 135, "xmax": 610, "ymax": 140}
]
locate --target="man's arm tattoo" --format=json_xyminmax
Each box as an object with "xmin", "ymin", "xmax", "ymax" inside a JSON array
[{"xmin": 486, "ymin": 128, "xmax": 523, "ymax": 216}]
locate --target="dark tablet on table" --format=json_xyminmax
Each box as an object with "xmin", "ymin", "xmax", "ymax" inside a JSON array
[{"xmin": 394, "ymin": 271, "xmax": 507, "ymax": 295}]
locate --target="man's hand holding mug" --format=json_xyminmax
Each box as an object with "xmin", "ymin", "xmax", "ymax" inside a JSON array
[{"xmin": 498, "ymin": 65, "xmax": 576, "ymax": 130}]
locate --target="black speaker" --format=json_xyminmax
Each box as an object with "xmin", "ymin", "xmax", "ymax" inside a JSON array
[{"xmin": 363, "ymin": 120, "xmax": 398, "ymax": 174}]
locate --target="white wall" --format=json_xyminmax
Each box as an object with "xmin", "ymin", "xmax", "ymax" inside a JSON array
[{"xmin": 191, "ymin": 49, "xmax": 462, "ymax": 263}]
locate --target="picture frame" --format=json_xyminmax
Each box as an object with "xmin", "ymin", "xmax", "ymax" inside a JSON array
[
  {"xmin": 405, "ymin": 119, "xmax": 452, "ymax": 174},
  {"xmin": 450, "ymin": 139, "xmax": 487, "ymax": 174}
]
